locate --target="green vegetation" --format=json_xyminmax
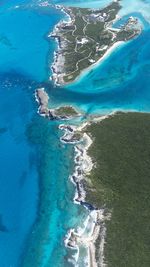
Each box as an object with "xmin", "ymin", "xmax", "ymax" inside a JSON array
[
  {"xmin": 53, "ymin": 1, "xmax": 140, "ymax": 84},
  {"xmin": 73, "ymin": 131, "xmax": 82, "ymax": 141},
  {"xmin": 55, "ymin": 106, "xmax": 78, "ymax": 116},
  {"xmin": 86, "ymin": 112, "xmax": 150, "ymax": 267}
]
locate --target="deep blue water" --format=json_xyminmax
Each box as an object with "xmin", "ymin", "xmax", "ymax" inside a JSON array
[
  {"xmin": 0, "ymin": 2, "xmax": 87, "ymax": 267},
  {"xmin": 0, "ymin": 0, "xmax": 150, "ymax": 267},
  {"xmin": 0, "ymin": 73, "xmax": 39, "ymax": 267}
]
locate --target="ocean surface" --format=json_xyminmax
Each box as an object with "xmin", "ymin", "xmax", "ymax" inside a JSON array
[{"xmin": 0, "ymin": 0, "xmax": 150, "ymax": 266}]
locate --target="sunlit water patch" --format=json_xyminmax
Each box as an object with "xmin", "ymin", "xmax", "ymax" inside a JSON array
[
  {"xmin": 51, "ymin": 0, "xmax": 111, "ymax": 8},
  {"xmin": 113, "ymin": 12, "xmax": 150, "ymax": 29},
  {"xmin": 119, "ymin": 0, "xmax": 150, "ymax": 23}
]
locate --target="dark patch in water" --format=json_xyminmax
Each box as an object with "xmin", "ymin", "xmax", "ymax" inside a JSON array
[
  {"xmin": 19, "ymin": 171, "xmax": 28, "ymax": 187},
  {"xmin": 0, "ymin": 127, "xmax": 7, "ymax": 135},
  {"xmin": 0, "ymin": 214, "xmax": 8, "ymax": 232},
  {"xmin": 0, "ymin": 35, "xmax": 12, "ymax": 47}
]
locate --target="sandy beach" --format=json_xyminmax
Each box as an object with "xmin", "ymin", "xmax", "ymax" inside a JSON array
[
  {"xmin": 66, "ymin": 41, "xmax": 125, "ymax": 87},
  {"xmin": 49, "ymin": 3, "xmax": 127, "ymax": 87}
]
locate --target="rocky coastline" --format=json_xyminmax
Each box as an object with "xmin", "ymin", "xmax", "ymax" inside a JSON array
[
  {"xmin": 35, "ymin": 85, "xmax": 111, "ymax": 266},
  {"xmin": 59, "ymin": 121, "xmax": 110, "ymax": 267},
  {"xmin": 35, "ymin": 87, "xmax": 79, "ymax": 120},
  {"xmin": 49, "ymin": 5, "xmax": 71, "ymax": 86}
]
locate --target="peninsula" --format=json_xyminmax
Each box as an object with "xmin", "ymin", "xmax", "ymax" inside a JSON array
[{"xmin": 50, "ymin": 0, "xmax": 141, "ymax": 85}]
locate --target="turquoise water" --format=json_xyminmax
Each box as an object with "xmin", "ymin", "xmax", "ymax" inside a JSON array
[
  {"xmin": 22, "ymin": 118, "xmax": 87, "ymax": 267},
  {"xmin": 0, "ymin": 0, "xmax": 150, "ymax": 266},
  {"xmin": 52, "ymin": 0, "xmax": 111, "ymax": 8},
  {"xmin": 113, "ymin": 12, "xmax": 150, "ymax": 29},
  {"xmin": 49, "ymin": 27, "xmax": 150, "ymax": 114},
  {"xmin": 0, "ymin": 1, "xmax": 87, "ymax": 267}
]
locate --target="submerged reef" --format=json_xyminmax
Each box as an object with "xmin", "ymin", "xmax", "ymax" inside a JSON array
[{"xmin": 50, "ymin": 1, "xmax": 141, "ymax": 85}]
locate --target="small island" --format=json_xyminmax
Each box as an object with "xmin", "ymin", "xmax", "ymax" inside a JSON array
[
  {"xmin": 50, "ymin": 0, "xmax": 141, "ymax": 85},
  {"xmin": 35, "ymin": 88, "xmax": 79, "ymax": 119},
  {"xmin": 54, "ymin": 106, "xmax": 78, "ymax": 117}
]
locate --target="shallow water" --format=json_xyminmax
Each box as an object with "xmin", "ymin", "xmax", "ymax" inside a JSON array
[
  {"xmin": 0, "ymin": 0, "xmax": 150, "ymax": 266},
  {"xmin": 48, "ymin": 22, "xmax": 150, "ymax": 115}
]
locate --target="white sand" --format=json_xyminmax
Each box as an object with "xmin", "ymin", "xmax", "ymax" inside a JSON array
[{"xmin": 66, "ymin": 41, "xmax": 125, "ymax": 87}]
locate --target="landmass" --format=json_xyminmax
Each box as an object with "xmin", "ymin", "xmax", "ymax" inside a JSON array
[
  {"xmin": 50, "ymin": 0, "xmax": 141, "ymax": 85},
  {"xmin": 55, "ymin": 106, "xmax": 78, "ymax": 116},
  {"xmin": 35, "ymin": 3, "xmax": 146, "ymax": 266},
  {"xmin": 34, "ymin": 84, "xmax": 150, "ymax": 267},
  {"xmin": 84, "ymin": 112, "xmax": 150, "ymax": 266},
  {"xmin": 61, "ymin": 112, "xmax": 150, "ymax": 266},
  {"xmin": 35, "ymin": 88, "xmax": 79, "ymax": 119}
]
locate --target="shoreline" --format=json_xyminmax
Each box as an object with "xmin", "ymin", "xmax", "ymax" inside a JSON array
[
  {"xmin": 48, "ymin": 4, "xmax": 71, "ymax": 86},
  {"xmin": 50, "ymin": 5, "xmax": 125, "ymax": 87},
  {"xmin": 35, "ymin": 87, "xmax": 81, "ymax": 120},
  {"xmin": 80, "ymin": 112, "xmax": 150, "ymax": 266},
  {"xmin": 49, "ymin": 4, "xmax": 111, "ymax": 87},
  {"xmin": 49, "ymin": 1, "xmax": 141, "ymax": 87},
  {"xmin": 35, "ymin": 88, "xmax": 109, "ymax": 266},
  {"xmin": 59, "ymin": 116, "xmax": 110, "ymax": 267},
  {"xmin": 66, "ymin": 40, "xmax": 124, "ymax": 87},
  {"xmin": 35, "ymin": 86, "xmax": 150, "ymax": 266}
]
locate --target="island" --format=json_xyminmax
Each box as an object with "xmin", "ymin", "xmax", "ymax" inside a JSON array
[
  {"xmin": 35, "ymin": 88, "xmax": 79, "ymax": 119},
  {"xmin": 50, "ymin": 0, "xmax": 141, "ymax": 85}
]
